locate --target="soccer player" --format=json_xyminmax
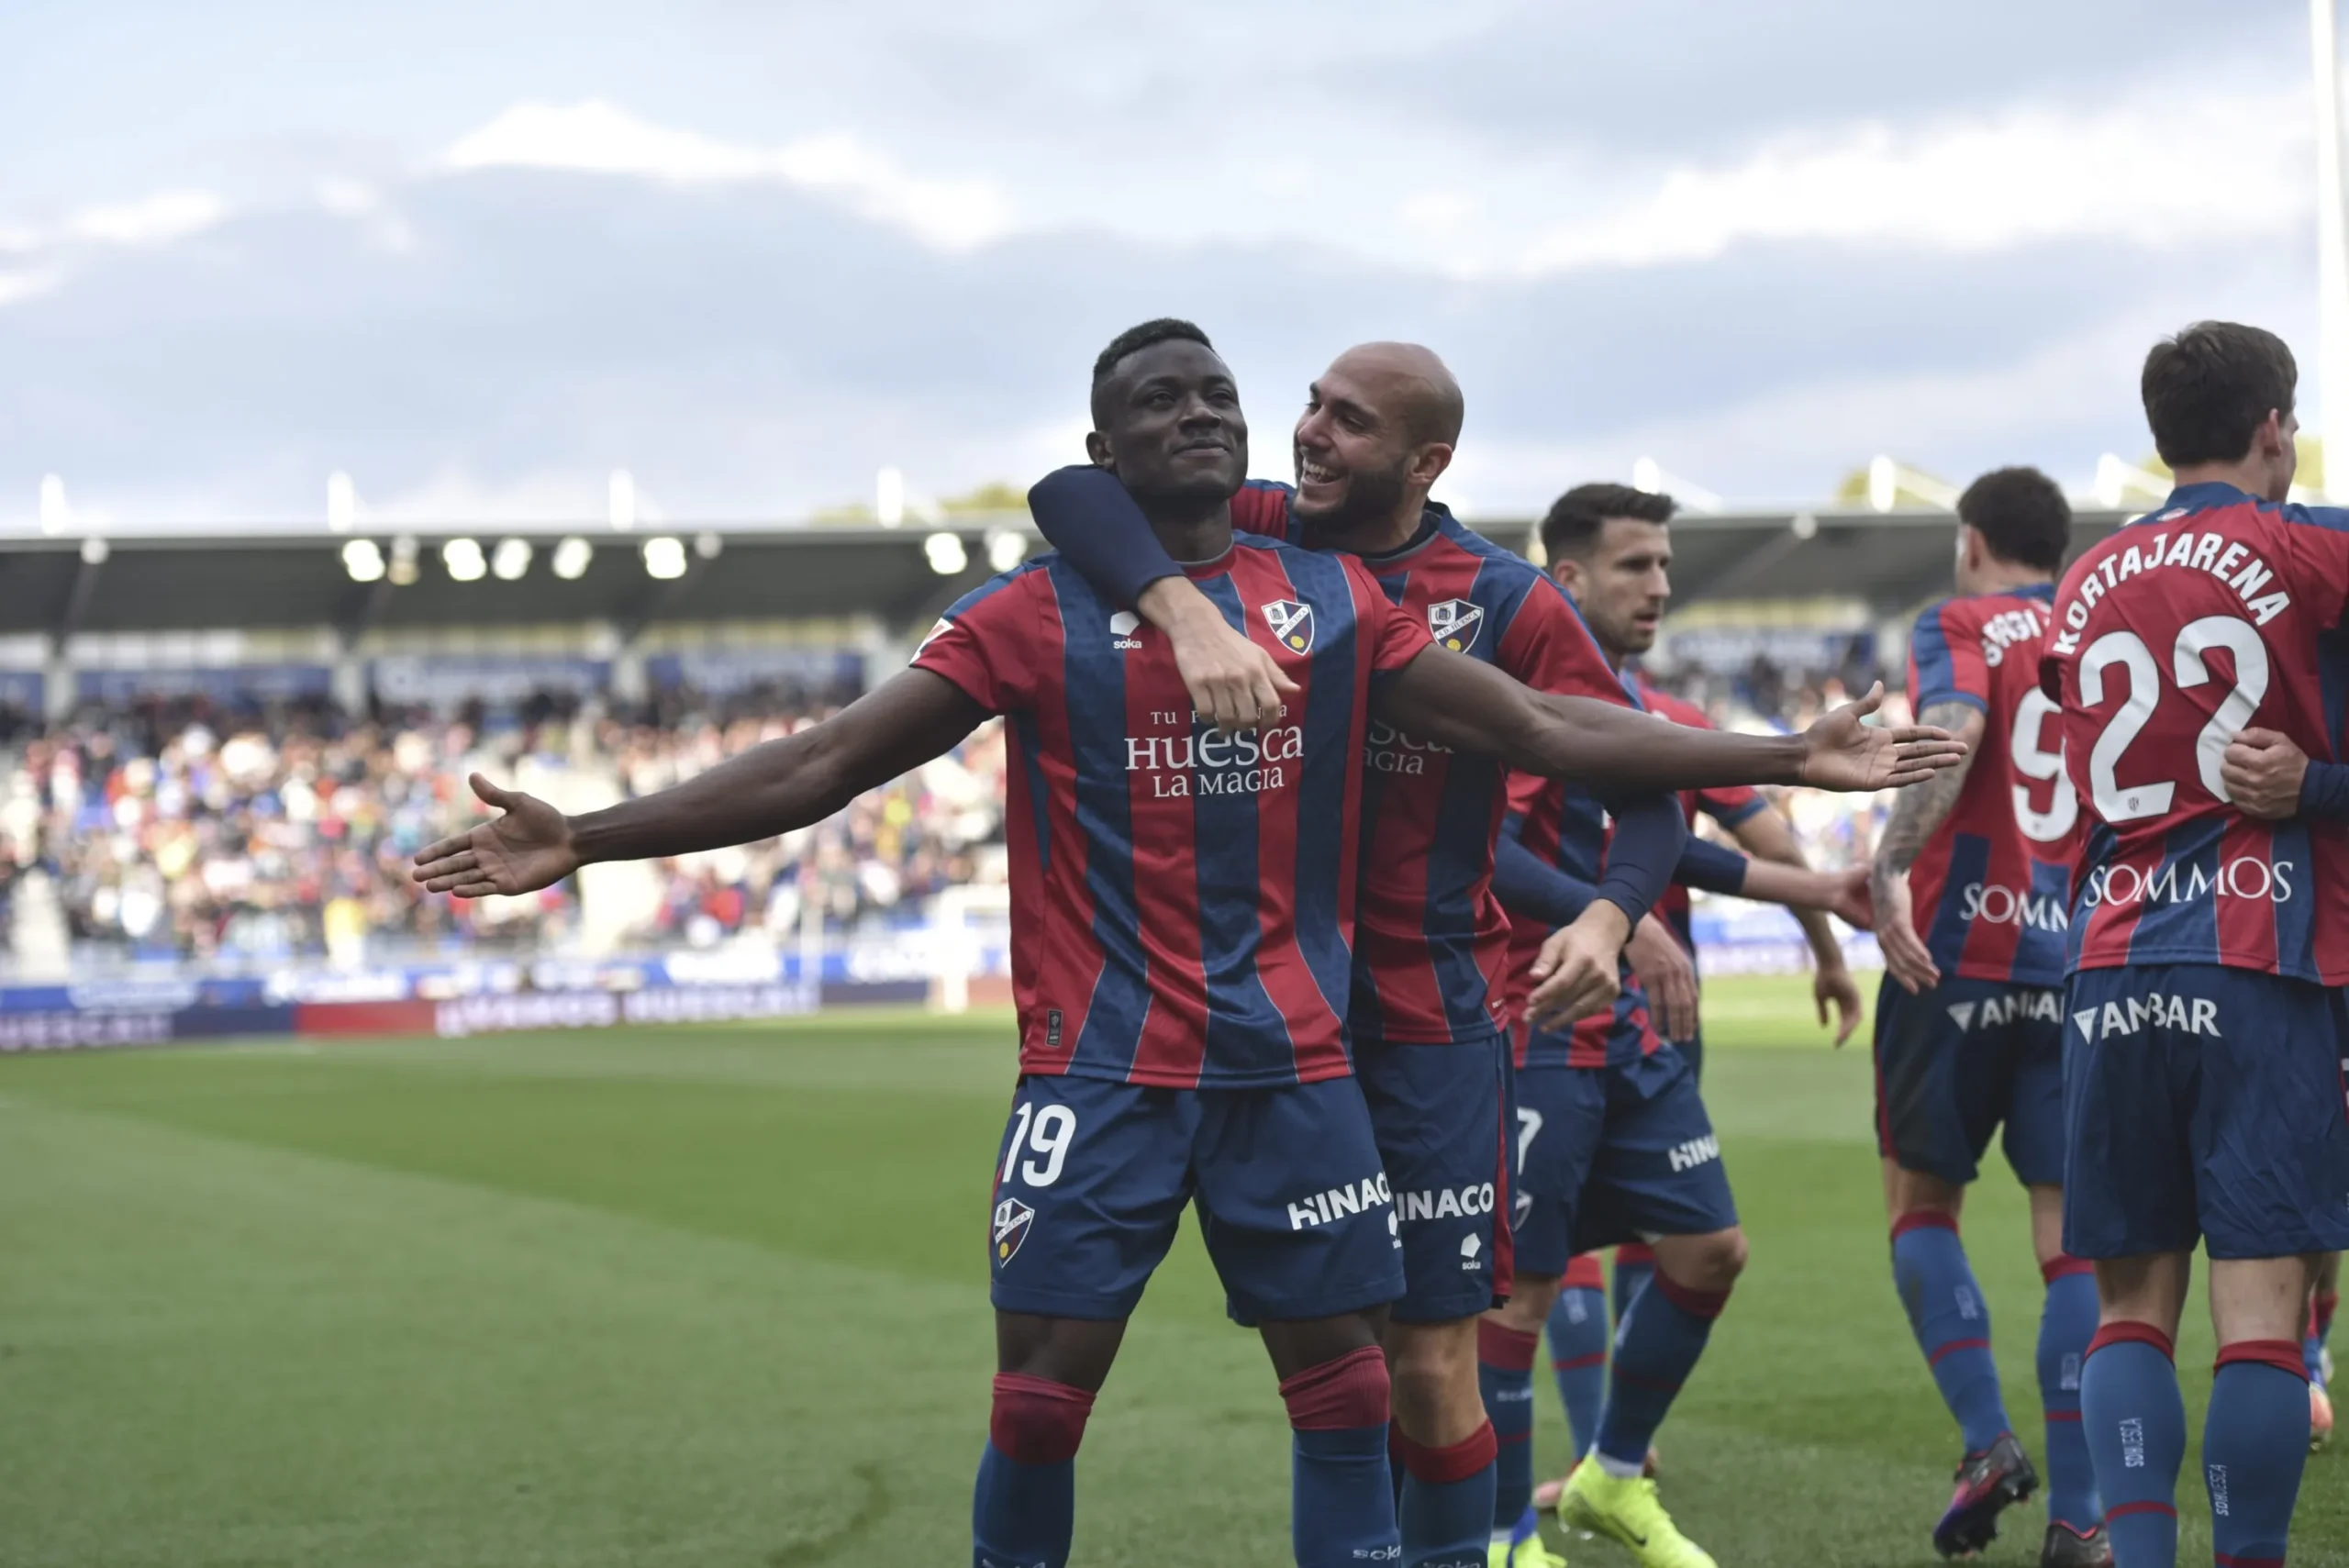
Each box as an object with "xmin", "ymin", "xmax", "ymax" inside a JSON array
[
  {"xmin": 2042, "ymin": 321, "xmax": 2349, "ymax": 1568},
  {"xmin": 1475, "ymin": 484, "xmax": 1882, "ymax": 1568},
  {"xmin": 1865, "ymin": 466, "xmax": 2103, "ymax": 1565},
  {"xmin": 1028, "ymin": 341, "xmax": 1871, "ymax": 1568},
  {"xmin": 413, "ymin": 322, "xmax": 1957, "ymax": 1568}
]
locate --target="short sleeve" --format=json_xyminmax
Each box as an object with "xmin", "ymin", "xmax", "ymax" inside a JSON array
[
  {"xmin": 2280, "ymin": 505, "xmax": 2349, "ymax": 630},
  {"xmin": 1908, "ymin": 601, "xmax": 1989, "ymax": 714},
  {"xmin": 910, "ymin": 572, "xmax": 1040, "ymax": 714},
  {"xmin": 1496, "ymin": 575, "xmax": 1636, "ymax": 712}
]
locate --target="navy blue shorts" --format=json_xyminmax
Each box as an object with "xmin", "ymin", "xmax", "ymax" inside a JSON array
[
  {"xmin": 1509, "ymin": 1046, "xmax": 1738, "ymax": 1279},
  {"xmin": 1355, "ymin": 1033, "xmax": 1514, "ymax": 1323},
  {"xmin": 2064, "ymin": 963, "xmax": 2349, "ymax": 1262},
  {"xmin": 1873, "ymin": 973, "xmax": 2066, "ymax": 1188},
  {"xmin": 987, "ymin": 1073, "xmax": 1406, "ymax": 1325}
]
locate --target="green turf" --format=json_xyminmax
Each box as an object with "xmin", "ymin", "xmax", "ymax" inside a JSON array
[{"xmin": 1, "ymin": 976, "xmax": 2341, "ymax": 1565}]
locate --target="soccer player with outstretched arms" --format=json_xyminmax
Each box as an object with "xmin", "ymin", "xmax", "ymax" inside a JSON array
[
  {"xmin": 416, "ymin": 323, "xmax": 1961, "ymax": 1568},
  {"xmin": 1027, "ymin": 338, "xmax": 1871, "ymax": 1568},
  {"xmin": 1866, "ymin": 466, "xmax": 2105, "ymax": 1566},
  {"xmin": 2039, "ymin": 322, "xmax": 2349, "ymax": 1568}
]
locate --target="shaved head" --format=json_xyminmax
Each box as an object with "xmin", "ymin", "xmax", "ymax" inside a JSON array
[{"xmin": 1324, "ymin": 341, "xmax": 1464, "ymax": 447}]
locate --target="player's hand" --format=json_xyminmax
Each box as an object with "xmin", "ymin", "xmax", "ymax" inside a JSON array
[
  {"xmin": 1798, "ymin": 684, "xmax": 1966, "ymax": 792},
  {"xmin": 1814, "ymin": 959, "xmax": 1865, "ymax": 1048},
  {"xmin": 1526, "ymin": 904, "xmax": 1628, "ymax": 1030},
  {"xmin": 1821, "ymin": 865, "xmax": 1875, "ymax": 931},
  {"xmin": 1624, "ymin": 914, "xmax": 1699, "ymax": 1045},
  {"xmin": 1147, "ymin": 580, "xmax": 1299, "ymax": 736},
  {"xmin": 411, "ymin": 773, "xmax": 580, "ymax": 897},
  {"xmin": 2221, "ymin": 727, "xmax": 2307, "ymax": 820},
  {"xmin": 1872, "ymin": 866, "xmax": 1940, "ymax": 995}
]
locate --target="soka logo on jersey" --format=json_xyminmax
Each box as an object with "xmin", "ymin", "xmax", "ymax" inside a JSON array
[
  {"xmin": 1108, "ymin": 610, "xmax": 1143, "ymax": 651},
  {"xmin": 992, "ymin": 1196, "xmax": 1035, "ymax": 1262},
  {"xmin": 1945, "ymin": 989, "xmax": 2061, "ymax": 1031},
  {"xmin": 1428, "ymin": 598, "xmax": 1484, "ymax": 653},
  {"xmin": 2074, "ymin": 992, "xmax": 2221, "ymax": 1042},
  {"xmin": 1263, "ymin": 598, "xmax": 1316, "ymax": 653}
]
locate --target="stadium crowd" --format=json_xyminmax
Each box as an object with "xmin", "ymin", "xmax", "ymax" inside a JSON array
[{"xmin": 0, "ymin": 681, "xmax": 1009, "ymax": 966}]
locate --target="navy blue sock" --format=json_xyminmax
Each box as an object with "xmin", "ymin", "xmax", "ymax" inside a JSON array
[
  {"xmin": 1477, "ymin": 1320, "xmax": 1541, "ymax": 1533},
  {"xmin": 2038, "ymin": 1258, "xmax": 2101, "ymax": 1534},
  {"xmin": 1596, "ymin": 1271, "xmax": 1725, "ymax": 1470},
  {"xmin": 1547, "ymin": 1285, "xmax": 1610, "ymax": 1457},
  {"xmin": 1611, "ymin": 1243, "xmax": 1656, "ymax": 1327},
  {"xmin": 2081, "ymin": 1325, "xmax": 2183, "ymax": 1568},
  {"xmin": 973, "ymin": 1373, "xmax": 1092, "ymax": 1568},
  {"xmin": 2205, "ymin": 1342, "xmax": 2309, "ymax": 1568},
  {"xmin": 1281, "ymin": 1347, "xmax": 1399, "ymax": 1568},
  {"xmin": 1891, "ymin": 1212, "xmax": 2009, "ymax": 1453},
  {"xmin": 1396, "ymin": 1423, "xmax": 1497, "ymax": 1568}
]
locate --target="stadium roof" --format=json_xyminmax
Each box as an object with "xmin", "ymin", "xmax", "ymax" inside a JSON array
[{"xmin": 0, "ymin": 506, "xmax": 2142, "ymax": 643}]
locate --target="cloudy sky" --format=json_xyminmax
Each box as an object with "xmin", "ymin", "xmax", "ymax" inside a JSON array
[{"xmin": 0, "ymin": 0, "xmax": 2331, "ymax": 528}]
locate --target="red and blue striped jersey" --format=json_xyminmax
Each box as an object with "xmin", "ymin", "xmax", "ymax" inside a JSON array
[
  {"xmin": 1631, "ymin": 675, "xmax": 1767, "ymax": 955},
  {"xmin": 1226, "ymin": 484, "xmax": 1626, "ymax": 1044},
  {"xmin": 1904, "ymin": 584, "xmax": 2078, "ymax": 986},
  {"xmin": 2038, "ymin": 482, "xmax": 2349, "ymax": 984},
  {"xmin": 1500, "ymin": 680, "xmax": 1666, "ymax": 1072},
  {"xmin": 914, "ymin": 533, "xmax": 1432, "ymax": 1088}
]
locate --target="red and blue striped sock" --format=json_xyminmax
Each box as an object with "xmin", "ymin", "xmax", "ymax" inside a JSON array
[
  {"xmin": 1477, "ymin": 1320, "xmax": 1541, "ymax": 1532},
  {"xmin": 1282, "ymin": 1346, "xmax": 1400, "ymax": 1568},
  {"xmin": 972, "ymin": 1373, "xmax": 1092, "ymax": 1568},
  {"xmin": 2081, "ymin": 1323, "xmax": 2183, "ymax": 1568},
  {"xmin": 1395, "ymin": 1422, "xmax": 1497, "ymax": 1568},
  {"xmin": 1611, "ymin": 1242, "xmax": 1656, "ymax": 1326},
  {"xmin": 2205, "ymin": 1340, "xmax": 2309, "ymax": 1568},
  {"xmin": 1891, "ymin": 1211, "xmax": 2009, "ymax": 1453},
  {"xmin": 1595, "ymin": 1272, "xmax": 1726, "ymax": 1470},
  {"xmin": 2305, "ymin": 1288, "xmax": 2338, "ymax": 1384},
  {"xmin": 1546, "ymin": 1282, "xmax": 1610, "ymax": 1457},
  {"xmin": 2037, "ymin": 1255, "xmax": 2101, "ymax": 1534}
]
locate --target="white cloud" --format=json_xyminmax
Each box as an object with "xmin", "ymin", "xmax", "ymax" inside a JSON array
[
  {"xmin": 1496, "ymin": 87, "xmax": 2309, "ymax": 277},
  {"xmin": 0, "ymin": 188, "xmax": 228, "ymax": 256},
  {"xmin": 441, "ymin": 100, "xmax": 1015, "ymax": 252},
  {"xmin": 0, "ymin": 270, "xmax": 60, "ymax": 307}
]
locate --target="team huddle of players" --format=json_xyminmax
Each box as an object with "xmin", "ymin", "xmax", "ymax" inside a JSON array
[{"xmin": 411, "ymin": 317, "xmax": 2349, "ymax": 1568}]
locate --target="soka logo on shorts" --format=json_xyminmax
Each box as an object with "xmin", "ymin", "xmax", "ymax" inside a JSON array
[
  {"xmin": 1397, "ymin": 1183, "xmax": 1496, "ymax": 1223},
  {"xmin": 1287, "ymin": 1172, "xmax": 1392, "ymax": 1230},
  {"xmin": 1263, "ymin": 598, "xmax": 1316, "ymax": 653},
  {"xmin": 1458, "ymin": 1233, "xmax": 1484, "ymax": 1272},
  {"xmin": 2073, "ymin": 993, "xmax": 2221, "ymax": 1043},
  {"xmin": 1945, "ymin": 990, "xmax": 2061, "ymax": 1031},
  {"xmin": 992, "ymin": 1196, "xmax": 1035, "ymax": 1263}
]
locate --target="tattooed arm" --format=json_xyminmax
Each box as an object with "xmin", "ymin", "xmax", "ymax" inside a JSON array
[{"xmin": 1868, "ymin": 700, "xmax": 1986, "ymax": 995}]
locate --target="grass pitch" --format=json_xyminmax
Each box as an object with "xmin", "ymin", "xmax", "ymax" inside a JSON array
[{"xmin": 2, "ymin": 976, "xmax": 2342, "ymax": 1566}]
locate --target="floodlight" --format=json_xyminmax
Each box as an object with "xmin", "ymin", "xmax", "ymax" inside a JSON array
[
  {"xmin": 985, "ymin": 529, "xmax": 1028, "ymax": 573},
  {"xmin": 442, "ymin": 538, "xmax": 487, "ymax": 582},
  {"xmin": 342, "ymin": 539, "xmax": 385, "ymax": 583},
  {"xmin": 924, "ymin": 531, "xmax": 968, "ymax": 575},
  {"xmin": 695, "ymin": 531, "xmax": 723, "ymax": 561},
  {"xmin": 551, "ymin": 537, "xmax": 595, "ymax": 581},
  {"xmin": 491, "ymin": 538, "xmax": 532, "ymax": 581},
  {"xmin": 80, "ymin": 535, "xmax": 109, "ymax": 565},
  {"xmin": 642, "ymin": 536, "xmax": 689, "ymax": 580},
  {"xmin": 389, "ymin": 535, "xmax": 420, "ymax": 586}
]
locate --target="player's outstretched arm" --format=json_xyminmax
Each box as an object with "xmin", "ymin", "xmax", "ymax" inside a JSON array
[
  {"xmin": 412, "ymin": 671, "xmax": 989, "ymax": 897},
  {"xmin": 1029, "ymin": 465, "xmax": 1294, "ymax": 735},
  {"xmin": 1375, "ymin": 648, "xmax": 1965, "ymax": 793},
  {"xmin": 1866, "ymin": 700, "xmax": 1986, "ymax": 995}
]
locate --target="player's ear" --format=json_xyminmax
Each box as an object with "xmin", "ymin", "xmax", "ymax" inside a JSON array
[
  {"xmin": 1409, "ymin": 441, "xmax": 1454, "ymax": 490},
  {"xmin": 1084, "ymin": 429, "xmax": 1117, "ymax": 472}
]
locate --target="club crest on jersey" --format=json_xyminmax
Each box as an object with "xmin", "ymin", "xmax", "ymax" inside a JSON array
[
  {"xmin": 1262, "ymin": 599, "xmax": 1316, "ymax": 653},
  {"xmin": 992, "ymin": 1196, "xmax": 1035, "ymax": 1263},
  {"xmin": 1428, "ymin": 598, "xmax": 1484, "ymax": 653}
]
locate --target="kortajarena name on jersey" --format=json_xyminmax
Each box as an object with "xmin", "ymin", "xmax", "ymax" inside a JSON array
[{"xmin": 2047, "ymin": 527, "xmax": 2292, "ymax": 656}]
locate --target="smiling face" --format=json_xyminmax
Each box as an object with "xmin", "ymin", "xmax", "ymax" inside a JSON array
[
  {"xmin": 1290, "ymin": 343, "xmax": 1459, "ymax": 540},
  {"xmin": 1085, "ymin": 338, "xmax": 1250, "ymax": 506}
]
